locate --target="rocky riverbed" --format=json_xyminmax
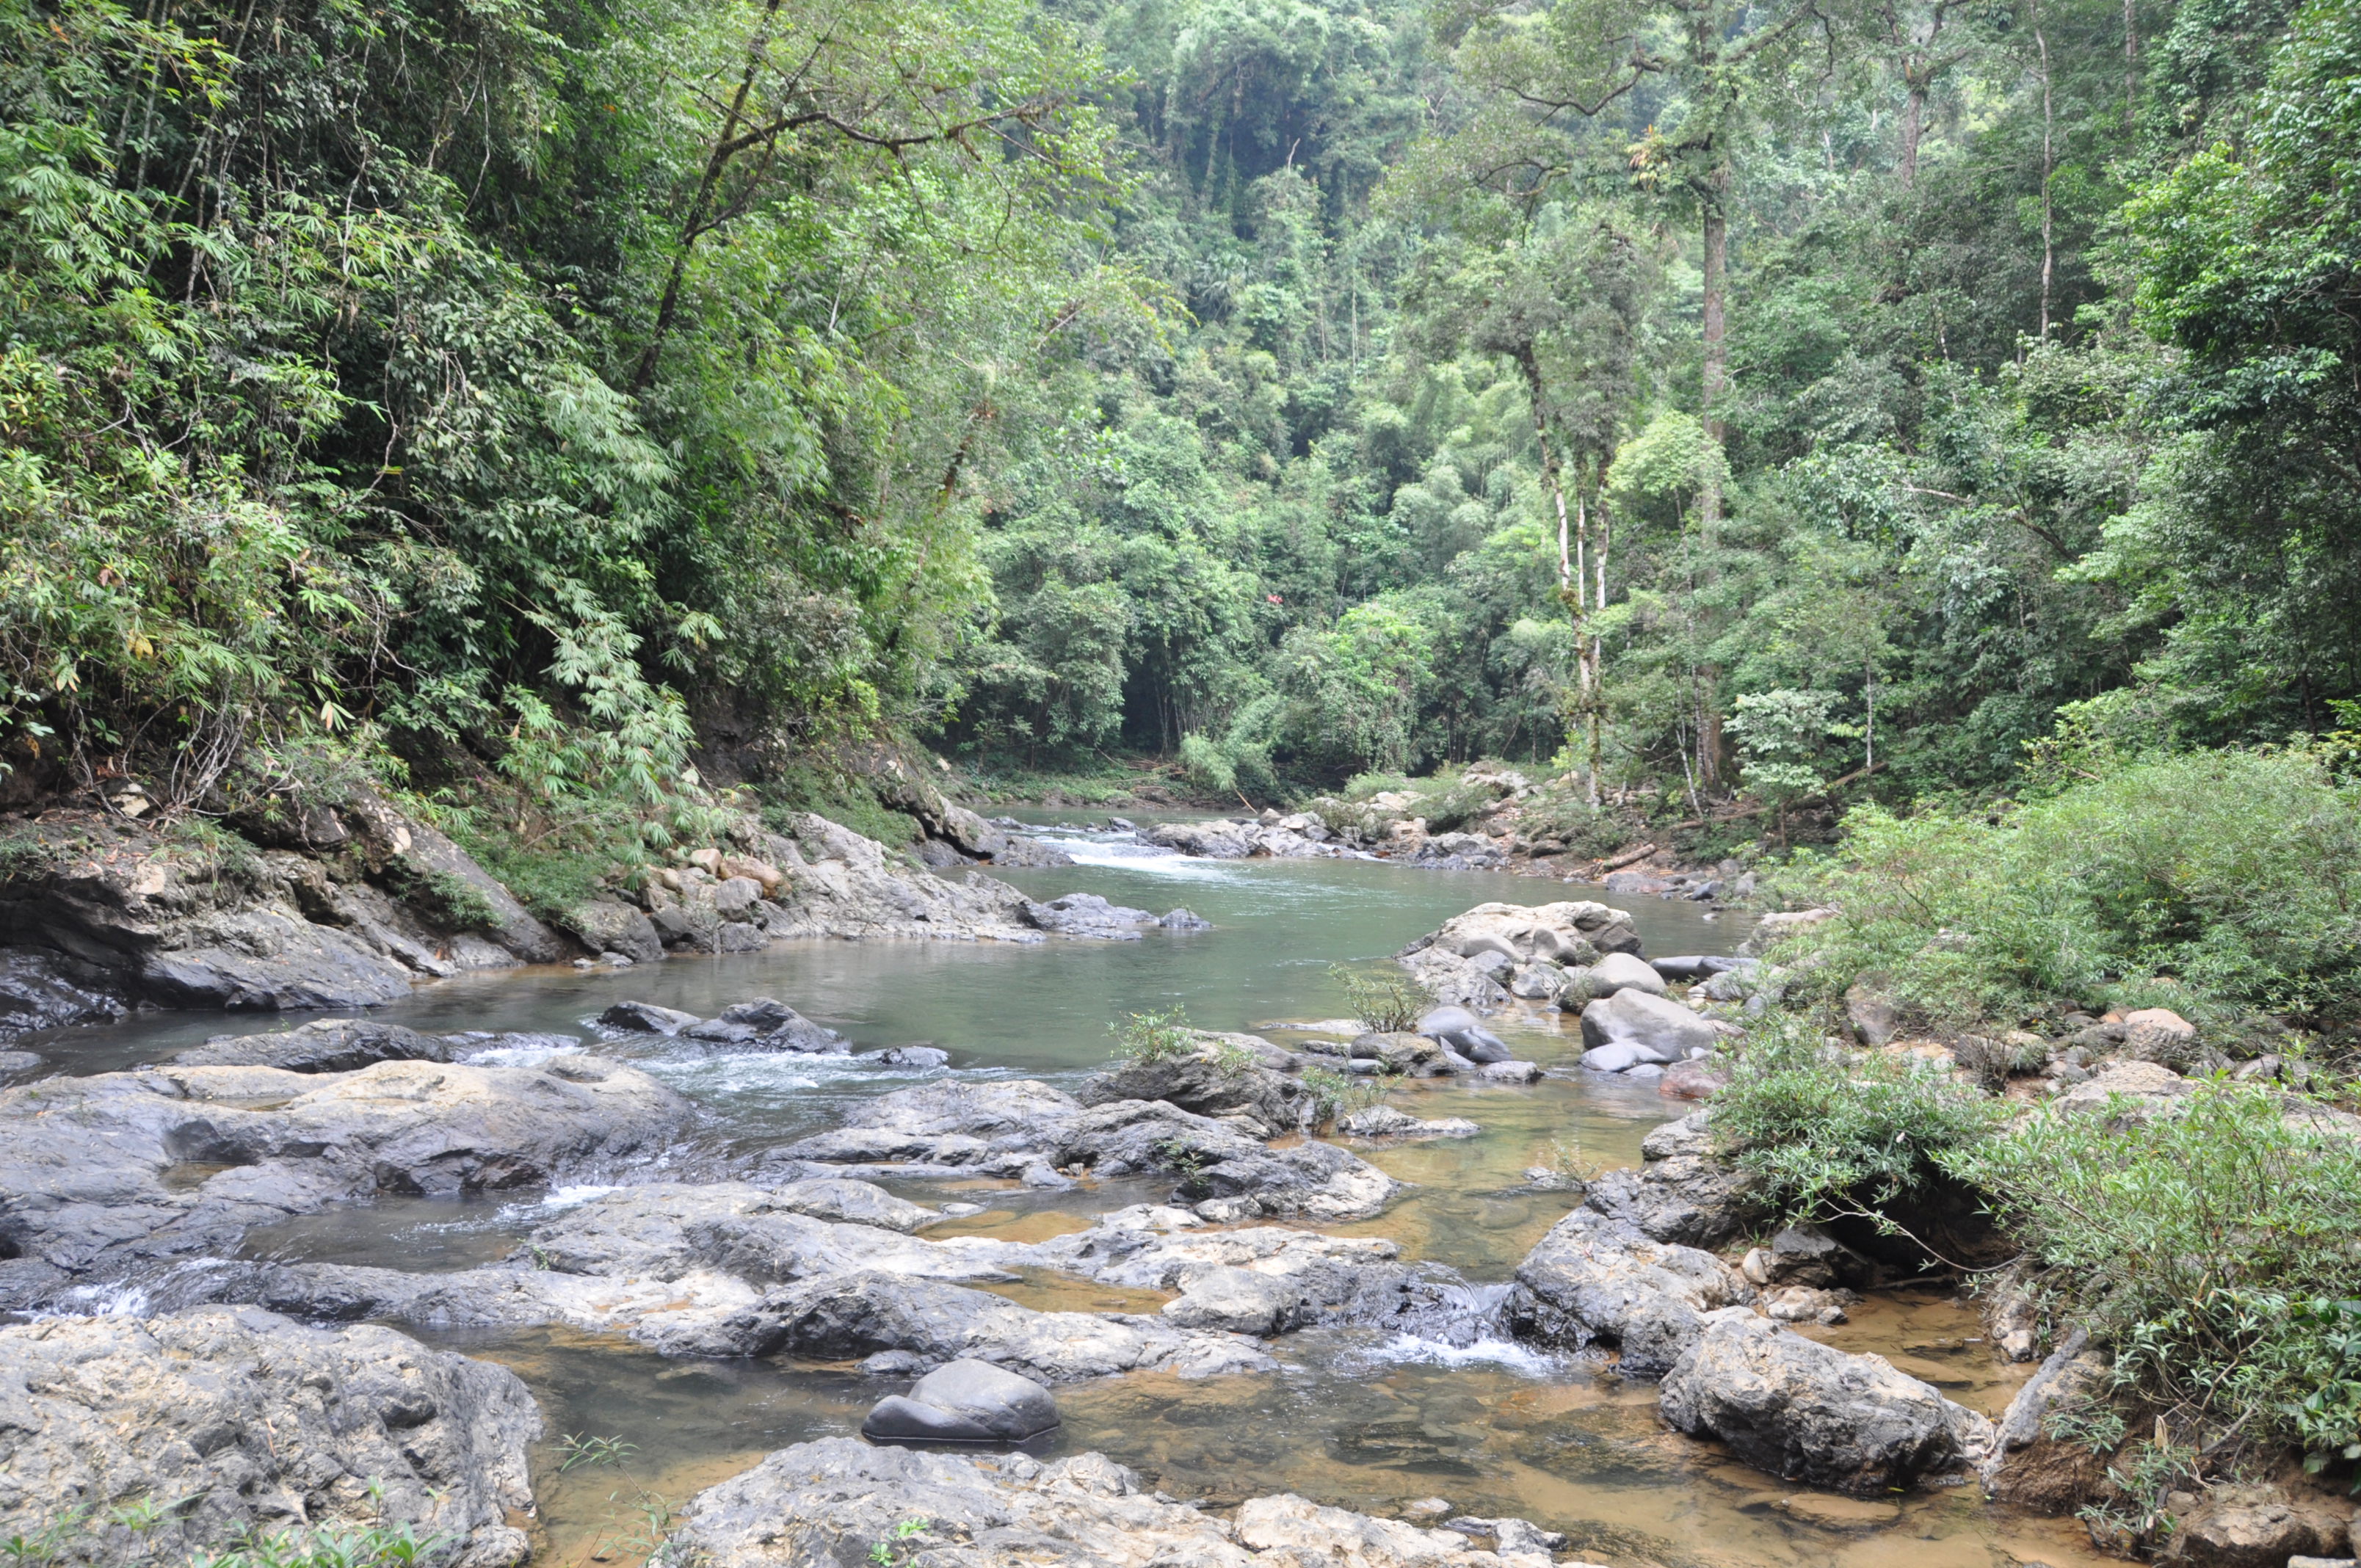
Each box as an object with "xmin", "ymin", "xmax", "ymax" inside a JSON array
[{"xmin": 0, "ymin": 827, "xmax": 2136, "ymax": 1568}]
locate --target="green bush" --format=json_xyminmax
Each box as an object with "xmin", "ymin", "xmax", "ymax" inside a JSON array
[
  {"xmin": 1709, "ymin": 1015, "xmax": 2007, "ymax": 1226},
  {"xmin": 1108, "ymin": 1007, "xmax": 1194, "ymax": 1064},
  {"xmin": 1301, "ymin": 1064, "xmax": 1388, "ymax": 1122},
  {"xmin": 1946, "ymin": 1081, "xmax": 2361, "ymax": 1472},
  {"xmin": 1327, "ymin": 964, "xmax": 1426, "ymax": 1032},
  {"xmin": 1771, "ymin": 747, "xmax": 2361, "ymax": 1031}
]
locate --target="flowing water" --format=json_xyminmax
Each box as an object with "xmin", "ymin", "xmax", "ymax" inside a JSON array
[{"xmin": 21, "ymin": 824, "xmax": 2108, "ymax": 1568}]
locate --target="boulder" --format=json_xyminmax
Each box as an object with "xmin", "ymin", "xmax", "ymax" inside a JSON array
[
  {"xmin": 1844, "ymin": 978, "xmax": 1903, "ymax": 1046},
  {"xmin": 1980, "ymin": 1327, "xmax": 2117, "ymax": 1511},
  {"xmin": 1738, "ymin": 907, "xmax": 1838, "ymax": 958},
  {"xmin": 2052, "ymin": 1059, "xmax": 2197, "ymax": 1119},
  {"xmin": 1078, "ymin": 1034, "xmax": 1310, "ymax": 1131},
  {"xmin": 1477, "ymin": 1059, "xmax": 1544, "ymax": 1084},
  {"xmin": 1158, "ymin": 907, "xmax": 1211, "ymax": 930},
  {"xmin": 2168, "ymin": 1488, "xmax": 2351, "ymax": 1568},
  {"xmin": 553, "ymin": 896, "xmax": 664, "ymax": 963},
  {"xmin": 682, "ymin": 998, "xmax": 847, "ymax": 1053},
  {"xmin": 1508, "ymin": 1206, "xmax": 1750, "ymax": 1375},
  {"xmin": 1413, "ymin": 1006, "xmax": 1512, "ymax": 1062},
  {"xmin": 750, "ymin": 1272, "xmax": 1275, "ymax": 1382},
  {"xmin": 1578, "ymin": 988, "xmax": 1720, "ymax": 1064},
  {"xmin": 1584, "ymin": 952, "xmax": 1668, "ymax": 998},
  {"xmin": 1576, "ymin": 1111, "xmax": 1758, "ymax": 1247},
  {"xmin": 1335, "ymin": 1106, "xmax": 1481, "ymax": 1139},
  {"xmin": 0, "ymin": 948, "xmax": 124, "ymax": 1037},
  {"xmin": 860, "ymin": 1045, "xmax": 951, "ymax": 1068},
  {"xmin": 0, "ymin": 1057, "xmax": 690, "ymax": 1275},
  {"xmin": 1158, "ymin": 1263, "xmax": 1301, "ymax": 1335},
  {"xmin": 1020, "ymin": 893, "xmax": 1160, "ymax": 940},
  {"xmin": 515, "ymin": 1183, "xmax": 996, "ymax": 1282},
  {"xmin": 756, "ymin": 813, "xmax": 1041, "ymax": 943},
  {"xmin": 600, "ymin": 999, "xmax": 703, "ymax": 1035},
  {"xmin": 1659, "ymin": 1309, "xmax": 1987, "ymax": 1492},
  {"xmin": 668, "ymin": 1439, "xmax": 1553, "ymax": 1568},
  {"xmin": 861, "ymin": 1358, "xmax": 1060, "ymax": 1444},
  {"xmin": 172, "ymin": 1017, "xmax": 456, "ymax": 1072},
  {"xmin": 1649, "ymin": 955, "xmax": 1742, "ymax": 981},
  {"xmin": 1658, "ymin": 1059, "xmax": 1726, "ymax": 1100},
  {"xmin": 0, "ymin": 1308, "xmax": 537, "ymax": 1568}
]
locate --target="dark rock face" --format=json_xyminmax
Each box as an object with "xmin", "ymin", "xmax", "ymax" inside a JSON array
[
  {"xmin": 1980, "ymin": 1327, "xmax": 2117, "ymax": 1511},
  {"xmin": 0, "ymin": 1056, "xmax": 691, "ymax": 1277},
  {"xmin": 598, "ymin": 997, "xmax": 846, "ymax": 1053},
  {"xmin": 861, "ymin": 1358, "xmax": 1060, "ymax": 1444},
  {"xmin": 1658, "ymin": 1309, "xmax": 1987, "ymax": 1492},
  {"xmin": 172, "ymin": 1017, "xmax": 456, "ymax": 1072},
  {"xmin": 600, "ymin": 999, "xmax": 702, "ymax": 1034},
  {"xmin": 0, "ymin": 1307, "xmax": 538, "ymax": 1568},
  {"xmin": 553, "ymin": 896, "xmax": 664, "ymax": 962},
  {"xmin": 0, "ymin": 948, "xmax": 125, "ymax": 1038},
  {"xmin": 1077, "ymin": 1035, "xmax": 1311, "ymax": 1131},
  {"xmin": 1507, "ymin": 1206, "xmax": 1750, "ymax": 1376}
]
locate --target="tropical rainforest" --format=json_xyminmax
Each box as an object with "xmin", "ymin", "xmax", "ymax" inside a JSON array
[{"xmin": 3, "ymin": 0, "xmax": 2358, "ymax": 835}]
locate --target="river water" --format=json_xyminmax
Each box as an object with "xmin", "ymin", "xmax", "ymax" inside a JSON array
[{"xmin": 26, "ymin": 823, "xmax": 2106, "ymax": 1568}]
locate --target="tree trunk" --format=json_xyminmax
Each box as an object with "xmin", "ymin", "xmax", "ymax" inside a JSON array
[
  {"xmin": 1700, "ymin": 187, "xmax": 1728, "ymax": 526},
  {"xmin": 2036, "ymin": 12, "xmax": 2055, "ymax": 342},
  {"xmin": 1516, "ymin": 346, "xmax": 1573, "ymax": 598},
  {"xmin": 2124, "ymin": 0, "xmax": 2138, "ymax": 131},
  {"xmin": 1899, "ymin": 80, "xmax": 1926, "ymax": 188},
  {"xmin": 1586, "ymin": 482, "xmax": 1611, "ymax": 808}
]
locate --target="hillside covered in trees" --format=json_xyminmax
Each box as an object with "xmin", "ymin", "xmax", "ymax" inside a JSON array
[{"xmin": 4, "ymin": 0, "xmax": 2358, "ymax": 836}]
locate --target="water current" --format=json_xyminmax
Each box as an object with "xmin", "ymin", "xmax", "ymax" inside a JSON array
[{"xmin": 23, "ymin": 819, "xmax": 2108, "ymax": 1568}]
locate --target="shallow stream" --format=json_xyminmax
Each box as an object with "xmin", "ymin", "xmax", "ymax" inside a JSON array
[{"xmin": 26, "ymin": 823, "xmax": 2108, "ymax": 1568}]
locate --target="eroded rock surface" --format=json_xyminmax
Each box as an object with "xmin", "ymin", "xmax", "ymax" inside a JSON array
[
  {"xmin": 0, "ymin": 1307, "xmax": 537, "ymax": 1568},
  {"xmin": 0, "ymin": 1056, "xmax": 689, "ymax": 1283},
  {"xmin": 1577, "ymin": 1111, "xmax": 1758, "ymax": 1248},
  {"xmin": 670, "ymin": 1439, "xmax": 1566, "ymax": 1568},
  {"xmin": 1508, "ymin": 1206, "xmax": 1750, "ymax": 1376},
  {"xmin": 1658, "ymin": 1309, "xmax": 1989, "ymax": 1492}
]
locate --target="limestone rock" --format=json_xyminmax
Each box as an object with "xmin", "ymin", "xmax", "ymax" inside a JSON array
[
  {"xmin": 172, "ymin": 1017, "xmax": 456, "ymax": 1072},
  {"xmin": 1578, "ymin": 989, "xmax": 1719, "ymax": 1068},
  {"xmin": 1508, "ymin": 1206, "xmax": 1750, "ymax": 1376},
  {"xmin": 1336, "ymin": 1106, "xmax": 1481, "ymax": 1140},
  {"xmin": 1659, "ymin": 1309, "xmax": 1987, "ymax": 1492},
  {"xmin": 0, "ymin": 1308, "xmax": 537, "ymax": 1568}
]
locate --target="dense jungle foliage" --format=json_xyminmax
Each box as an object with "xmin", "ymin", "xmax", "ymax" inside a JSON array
[{"xmin": 2, "ymin": 0, "xmax": 2358, "ymax": 826}]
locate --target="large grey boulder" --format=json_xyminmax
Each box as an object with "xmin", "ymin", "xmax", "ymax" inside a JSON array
[
  {"xmin": 1581, "ymin": 952, "xmax": 1668, "ymax": 998},
  {"xmin": 552, "ymin": 895, "xmax": 664, "ymax": 962},
  {"xmin": 1980, "ymin": 1326, "xmax": 2117, "ymax": 1511},
  {"xmin": 755, "ymin": 813, "xmax": 1042, "ymax": 943},
  {"xmin": 668, "ymin": 1438, "xmax": 1560, "ymax": 1568},
  {"xmin": 1578, "ymin": 988, "xmax": 1720, "ymax": 1067},
  {"xmin": 1659, "ymin": 1309, "xmax": 1989, "ymax": 1492},
  {"xmin": 173, "ymin": 1017, "xmax": 456, "ymax": 1072},
  {"xmin": 1507, "ymin": 1207, "xmax": 1749, "ymax": 1375},
  {"xmin": 681, "ymin": 998, "xmax": 846, "ymax": 1053},
  {"xmin": 1019, "ymin": 893, "xmax": 1161, "ymax": 940},
  {"xmin": 863, "ymin": 1358, "xmax": 1060, "ymax": 1444},
  {"xmin": 1414, "ymin": 1006, "xmax": 1512, "ymax": 1061},
  {"xmin": 515, "ymin": 1183, "xmax": 1001, "ymax": 1283},
  {"xmin": 0, "ymin": 1056, "xmax": 690, "ymax": 1277},
  {"xmin": 0, "ymin": 1308, "xmax": 537, "ymax": 1568}
]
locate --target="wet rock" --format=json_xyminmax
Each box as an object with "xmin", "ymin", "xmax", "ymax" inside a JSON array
[
  {"xmin": 1578, "ymin": 989, "xmax": 1720, "ymax": 1067},
  {"xmin": 1414, "ymin": 1006, "xmax": 1512, "ymax": 1062},
  {"xmin": 754, "ymin": 1272, "xmax": 1276, "ymax": 1381},
  {"xmin": 670, "ymin": 1439, "xmax": 1551, "ymax": 1568},
  {"xmin": 0, "ymin": 948, "xmax": 124, "ymax": 1037},
  {"xmin": 1578, "ymin": 1111, "xmax": 1759, "ymax": 1247},
  {"xmin": 860, "ymin": 1044, "xmax": 950, "ymax": 1068},
  {"xmin": 0, "ymin": 1307, "xmax": 537, "ymax": 1568},
  {"xmin": 1398, "ymin": 901, "xmax": 1639, "ymax": 1012},
  {"xmin": 599, "ymin": 999, "xmax": 703, "ymax": 1035},
  {"xmin": 775, "ymin": 1079, "xmax": 1402, "ymax": 1222},
  {"xmin": 1506, "ymin": 962, "xmax": 1566, "ymax": 1000},
  {"xmin": 518, "ymin": 1183, "xmax": 1003, "ymax": 1282},
  {"xmin": 1649, "ymin": 955, "xmax": 1742, "ymax": 981},
  {"xmin": 553, "ymin": 896, "xmax": 664, "ymax": 963},
  {"xmin": 1477, "ymin": 1059, "xmax": 1544, "ymax": 1084},
  {"xmin": 1146, "ymin": 820, "xmax": 1257, "ymax": 858},
  {"xmin": 1159, "ymin": 907, "xmax": 1211, "ymax": 930},
  {"xmin": 1078, "ymin": 1034, "xmax": 1311, "ymax": 1130},
  {"xmin": 1336, "ymin": 1106, "xmax": 1480, "ymax": 1139},
  {"xmin": 1508, "ymin": 1206, "xmax": 1751, "ymax": 1376},
  {"xmin": 1658, "ymin": 1059, "xmax": 1727, "ymax": 1100},
  {"xmin": 1158, "ymin": 1263, "xmax": 1300, "ymax": 1335},
  {"xmin": 0, "ymin": 1048, "xmax": 38, "ymax": 1077},
  {"xmin": 681, "ymin": 998, "xmax": 846, "ymax": 1053},
  {"xmin": 1981, "ymin": 1327, "xmax": 2117, "ymax": 1511},
  {"xmin": 863, "ymin": 1357, "xmax": 1060, "ymax": 1444},
  {"xmin": 1019, "ymin": 893, "xmax": 1161, "ymax": 940},
  {"xmin": 1400, "ymin": 943, "xmax": 1511, "ymax": 1012},
  {"xmin": 173, "ymin": 1017, "xmax": 456, "ymax": 1072},
  {"xmin": 1659, "ymin": 1309, "xmax": 1988, "ymax": 1492},
  {"xmin": 0, "ymin": 1057, "xmax": 689, "ymax": 1276}
]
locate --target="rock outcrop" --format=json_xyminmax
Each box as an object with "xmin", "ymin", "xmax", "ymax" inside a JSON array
[
  {"xmin": 0, "ymin": 1307, "xmax": 537, "ymax": 1568},
  {"xmin": 772, "ymin": 1079, "xmax": 1401, "ymax": 1221},
  {"xmin": 0, "ymin": 1056, "xmax": 689, "ymax": 1285},
  {"xmin": 1396, "ymin": 901, "xmax": 1642, "ymax": 1013},
  {"xmin": 1658, "ymin": 1310, "xmax": 1990, "ymax": 1492},
  {"xmin": 750, "ymin": 813, "xmax": 1044, "ymax": 943},
  {"xmin": 1576, "ymin": 1111, "xmax": 1758, "ymax": 1248},
  {"xmin": 1078, "ymin": 1034, "xmax": 1313, "ymax": 1132},
  {"xmin": 669, "ymin": 1439, "xmax": 1570, "ymax": 1568},
  {"xmin": 1507, "ymin": 1206, "xmax": 1750, "ymax": 1375}
]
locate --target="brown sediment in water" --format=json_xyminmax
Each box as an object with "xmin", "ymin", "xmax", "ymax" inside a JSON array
[
  {"xmin": 973, "ymin": 1266, "xmax": 1175, "ymax": 1315},
  {"xmin": 921, "ymin": 1208, "xmax": 1097, "ymax": 1243}
]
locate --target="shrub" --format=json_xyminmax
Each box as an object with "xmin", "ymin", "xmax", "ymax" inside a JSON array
[
  {"xmin": 1327, "ymin": 964, "xmax": 1425, "ymax": 1032},
  {"xmin": 1177, "ymin": 732, "xmax": 1238, "ymax": 799},
  {"xmin": 1771, "ymin": 747, "xmax": 2361, "ymax": 1033},
  {"xmin": 1710, "ymin": 1015, "xmax": 2007, "ymax": 1227},
  {"xmin": 1945, "ymin": 1081, "xmax": 2361, "ymax": 1470},
  {"xmin": 1108, "ymin": 1007, "xmax": 1194, "ymax": 1064},
  {"xmin": 1301, "ymin": 1064, "xmax": 1388, "ymax": 1122}
]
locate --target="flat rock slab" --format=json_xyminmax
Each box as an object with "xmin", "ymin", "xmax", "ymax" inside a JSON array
[
  {"xmin": 0, "ymin": 1307, "xmax": 537, "ymax": 1568},
  {"xmin": 0, "ymin": 1056, "xmax": 690, "ymax": 1278},
  {"xmin": 670, "ymin": 1438, "xmax": 1563, "ymax": 1568}
]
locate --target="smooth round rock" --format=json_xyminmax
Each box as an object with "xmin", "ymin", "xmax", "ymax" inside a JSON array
[
  {"xmin": 1584, "ymin": 952, "xmax": 1668, "ymax": 998},
  {"xmin": 860, "ymin": 1357, "xmax": 1059, "ymax": 1444}
]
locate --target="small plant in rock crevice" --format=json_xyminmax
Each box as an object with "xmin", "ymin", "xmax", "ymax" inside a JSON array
[
  {"xmin": 1301, "ymin": 1064, "xmax": 1388, "ymax": 1122},
  {"xmin": 556, "ymin": 1431, "xmax": 639, "ymax": 1473},
  {"xmin": 867, "ymin": 1517, "xmax": 932, "ymax": 1567}
]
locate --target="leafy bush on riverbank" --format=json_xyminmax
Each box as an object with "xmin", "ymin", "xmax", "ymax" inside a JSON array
[
  {"xmin": 1947, "ymin": 1082, "xmax": 2361, "ymax": 1481},
  {"xmin": 1768, "ymin": 748, "xmax": 2361, "ymax": 1037},
  {"xmin": 1708, "ymin": 1016, "xmax": 2007, "ymax": 1226}
]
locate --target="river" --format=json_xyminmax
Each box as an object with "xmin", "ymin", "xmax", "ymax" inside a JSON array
[{"xmin": 24, "ymin": 820, "xmax": 2108, "ymax": 1568}]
